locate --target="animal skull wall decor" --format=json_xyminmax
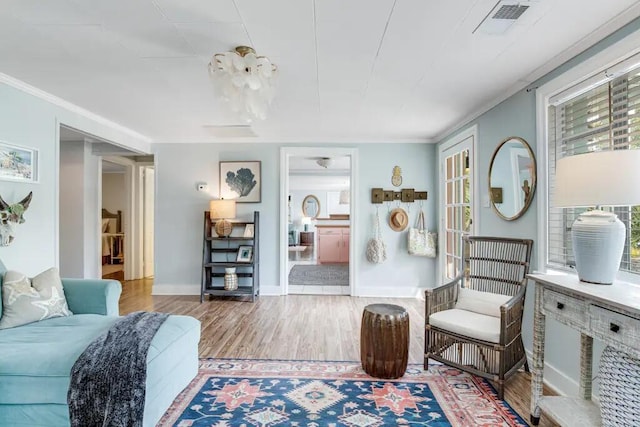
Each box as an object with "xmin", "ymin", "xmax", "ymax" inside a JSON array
[{"xmin": 0, "ymin": 191, "xmax": 33, "ymax": 246}]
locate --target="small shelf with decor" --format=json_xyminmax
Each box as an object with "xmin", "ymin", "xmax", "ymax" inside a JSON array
[{"xmin": 201, "ymin": 210, "xmax": 259, "ymax": 302}]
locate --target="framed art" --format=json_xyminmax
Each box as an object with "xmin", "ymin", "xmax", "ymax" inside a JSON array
[
  {"xmin": 220, "ymin": 161, "xmax": 261, "ymax": 203},
  {"xmin": 243, "ymin": 224, "xmax": 254, "ymax": 238},
  {"xmin": 0, "ymin": 142, "xmax": 39, "ymax": 183},
  {"xmin": 236, "ymin": 245, "xmax": 253, "ymax": 262}
]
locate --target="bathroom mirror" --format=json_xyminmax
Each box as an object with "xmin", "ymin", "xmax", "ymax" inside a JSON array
[
  {"xmin": 302, "ymin": 195, "xmax": 320, "ymax": 219},
  {"xmin": 488, "ymin": 137, "xmax": 536, "ymax": 221}
]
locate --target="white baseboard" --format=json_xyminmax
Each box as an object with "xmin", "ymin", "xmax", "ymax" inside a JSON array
[
  {"xmin": 260, "ymin": 285, "xmax": 282, "ymax": 296},
  {"xmin": 525, "ymin": 349, "xmax": 578, "ymax": 396}
]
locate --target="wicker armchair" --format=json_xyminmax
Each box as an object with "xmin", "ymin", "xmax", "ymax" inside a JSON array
[{"xmin": 424, "ymin": 236, "xmax": 533, "ymax": 399}]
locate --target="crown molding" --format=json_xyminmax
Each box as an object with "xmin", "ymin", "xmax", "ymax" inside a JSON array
[{"xmin": 0, "ymin": 72, "xmax": 153, "ymax": 145}]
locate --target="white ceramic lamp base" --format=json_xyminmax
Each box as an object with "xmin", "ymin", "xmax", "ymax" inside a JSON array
[{"xmin": 571, "ymin": 210, "xmax": 625, "ymax": 285}]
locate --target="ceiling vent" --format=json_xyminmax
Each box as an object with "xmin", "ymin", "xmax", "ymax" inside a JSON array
[
  {"xmin": 493, "ymin": 4, "xmax": 529, "ymax": 20},
  {"xmin": 473, "ymin": 1, "xmax": 531, "ymax": 35}
]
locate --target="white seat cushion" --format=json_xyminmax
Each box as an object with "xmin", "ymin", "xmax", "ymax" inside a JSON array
[
  {"xmin": 455, "ymin": 287, "xmax": 511, "ymax": 318},
  {"xmin": 429, "ymin": 308, "xmax": 501, "ymax": 343}
]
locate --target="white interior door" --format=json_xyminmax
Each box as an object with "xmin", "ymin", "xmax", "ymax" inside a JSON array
[{"xmin": 439, "ymin": 133, "xmax": 475, "ymax": 282}]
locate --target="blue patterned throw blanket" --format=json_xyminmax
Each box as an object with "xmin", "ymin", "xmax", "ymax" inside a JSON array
[{"xmin": 67, "ymin": 311, "xmax": 169, "ymax": 427}]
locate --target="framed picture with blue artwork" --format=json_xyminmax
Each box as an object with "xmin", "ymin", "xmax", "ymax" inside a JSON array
[{"xmin": 219, "ymin": 161, "xmax": 261, "ymax": 203}]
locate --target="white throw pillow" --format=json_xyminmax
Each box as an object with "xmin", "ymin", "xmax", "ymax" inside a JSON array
[
  {"xmin": 454, "ymin": 287, "xmax": 511, "ymax": 318},
  {"xmin": 0, "ymin": 268, "xmax": 72, "ymax": 329}
]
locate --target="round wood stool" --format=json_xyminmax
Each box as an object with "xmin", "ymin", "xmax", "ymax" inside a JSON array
[{"xmin": 360, "ymin": 303, "xmax": 409, "ymax": 379}]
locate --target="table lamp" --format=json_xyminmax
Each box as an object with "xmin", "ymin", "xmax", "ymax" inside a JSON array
[
  {"xmin": 210, "ymin": 199, "xmax": 236, "ymax": 237},
  {"xmin": 300, "ymin": 216, "xmax": 311, "ymax": 231},
  {"xmin": 554, "ymin": 150, "xmax": 640, "ymax": 284}
]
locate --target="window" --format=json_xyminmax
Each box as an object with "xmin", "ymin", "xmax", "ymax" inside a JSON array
[{"xmin": 547, "ymin": 63, "xmax": 640, "ymax": 276}]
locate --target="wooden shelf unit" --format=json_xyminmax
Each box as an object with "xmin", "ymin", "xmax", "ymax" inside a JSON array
[{"xmin": 201, "ymin": 211, "xmax": 259, "ymax": 302}]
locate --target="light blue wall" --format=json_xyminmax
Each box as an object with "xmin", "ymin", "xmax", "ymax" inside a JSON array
[
  {"xmin": 0, "ymin": 78, "xmax": 436, "ymax": 294},
  {"xmin": 358, "ymin": 143, "xmax": 437, "ymax": 293},
  {"xmin": 0, "ymin": 82, "xmax": 150, "ymax": 275},
  {"xmin": 0, "ymin": 84, "xmax": 60, "ymax": 273},
  {"xmin": 153, "ymin": 143, "xmax": 279, "ymax": 289},
  {"xmin": 153, "ymin": 142, "xmax": 437, "ymax": 295},
  {"xmin": 436, "ymin": 16, "xmax": 640, "ymax": 394}
]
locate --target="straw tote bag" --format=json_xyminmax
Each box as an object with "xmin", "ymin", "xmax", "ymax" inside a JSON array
[
  {"xmin": 408, "ymin": 210, "xmax": 437, "ymax": 258},
  {"xmin": 366, "ymin": 210, "xmax": 387, "ymax": 264}
]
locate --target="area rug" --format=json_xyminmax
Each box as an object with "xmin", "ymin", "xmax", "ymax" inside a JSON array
[
  {"xmin": 288, "ymin": 264, "xmax": 349, "ymax": 286},
  {"xmin": 158, "ymin": 359, "xmax": 527, "ymax": 426}
]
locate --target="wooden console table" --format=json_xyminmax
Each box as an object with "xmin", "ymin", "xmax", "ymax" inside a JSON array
[{"xmin": 528, "ymin": 273, "xmax": 640, "ymax": 426}]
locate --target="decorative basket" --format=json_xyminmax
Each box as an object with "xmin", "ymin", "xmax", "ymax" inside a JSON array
[{"xmin": 599, "ymin": 345, "xmax": 640, "ymax": 426}]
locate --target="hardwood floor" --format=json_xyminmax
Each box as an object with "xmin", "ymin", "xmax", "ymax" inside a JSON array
[{"xmin": 120, "ymin": 278, "xmax": 558, "ymax": 426}]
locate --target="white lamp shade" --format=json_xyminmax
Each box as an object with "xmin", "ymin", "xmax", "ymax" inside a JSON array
[
  {"xmin": 209, "ymin": 199, "xmax": 236, "ymax": 219},
  {"xmin": 300, "ymin": 216, "xmax": 312, "ymax": 225},
  {"xmin": 554, "ymin": 150, "xmax": 640, "ymax": 207}
]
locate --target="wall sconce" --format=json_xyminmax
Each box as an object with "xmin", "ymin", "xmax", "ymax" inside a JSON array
[{"xmin": 490, "ymin": 187, "xmax": 503, "ymax": 204}]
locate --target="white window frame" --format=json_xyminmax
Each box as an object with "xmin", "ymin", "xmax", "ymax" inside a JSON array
[{"xmin": 535, "ymin": 26, "xmax": 640, "ymax": 283}]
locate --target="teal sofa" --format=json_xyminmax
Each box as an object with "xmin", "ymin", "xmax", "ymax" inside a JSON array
[{"xmin": 0, "ymin": 261, "xmax": 201, "ymax": 426}]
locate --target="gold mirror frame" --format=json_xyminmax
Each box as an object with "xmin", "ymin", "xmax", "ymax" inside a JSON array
[
  {"xmin": 488, "ymin": 136, "xmax": 537, "ymax": 221},
  {"xmin": 302, "ymin": 195, "xmax": 321, "ymax": 219}
]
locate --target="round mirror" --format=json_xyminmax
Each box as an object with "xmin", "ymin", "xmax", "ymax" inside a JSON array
[
  {"xmin": 488, "ymin": 137, "xmax": 536, "ymax": 221},
  {"xmin": 302, "ymin": 195, "xmax": 320, "ymax": 219}
]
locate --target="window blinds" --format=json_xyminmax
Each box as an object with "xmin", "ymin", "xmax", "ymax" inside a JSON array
[{"xmin": 547, "ymin": 66, "xmax": 640, "ymax": 273}]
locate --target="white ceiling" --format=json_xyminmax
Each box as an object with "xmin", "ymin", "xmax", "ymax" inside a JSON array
[
  {"xmin": 289, "ymin": 155, "xmax": 350, "ymax": 172},
  {"xmin": 1, "ymin": 0, "xmax": 639, "ymax": 144},
  {"xmin": 289, "ymin": 155, "xmax": 350, "ymax": 189}
]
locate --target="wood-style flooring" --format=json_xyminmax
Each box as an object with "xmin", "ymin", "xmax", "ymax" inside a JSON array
[{"xmin": 120, "ymin": 278, "xmax": 558, "ymax": 426}]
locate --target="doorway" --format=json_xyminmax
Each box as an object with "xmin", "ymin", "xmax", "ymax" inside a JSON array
[
  {"xmin": 101, "ymin": 159, "xmax": 127, "ymax": 281},
  {"xmin": 58, "ymin": 124, "xmax": 153, "ymax": 281},
  {"xmin": 280, "ymin": 148, "xmax": 357, "ymax": 296},
  {"xmin": 438, "ymin": 126, "xmax": 477, "ymax": 282}
]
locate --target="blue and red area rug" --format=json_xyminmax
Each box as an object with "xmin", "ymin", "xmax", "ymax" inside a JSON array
[{"xmin": 158, "ymin": 359, "xmax": 527, "ymax": 426}]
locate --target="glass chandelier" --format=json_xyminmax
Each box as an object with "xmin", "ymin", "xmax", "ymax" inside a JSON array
[{"xmin": 208, "ymin": 46, "xmax": 277, "ymax": 122}]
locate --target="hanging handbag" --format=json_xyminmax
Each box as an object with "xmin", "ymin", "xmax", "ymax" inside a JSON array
[
  {"xmin": 408, "ymin": 210, "xmax": 437, "ymax": 258},
  {"xmin": 366, "ymin": 210, "xmax": 387, "ymax": 264}
]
